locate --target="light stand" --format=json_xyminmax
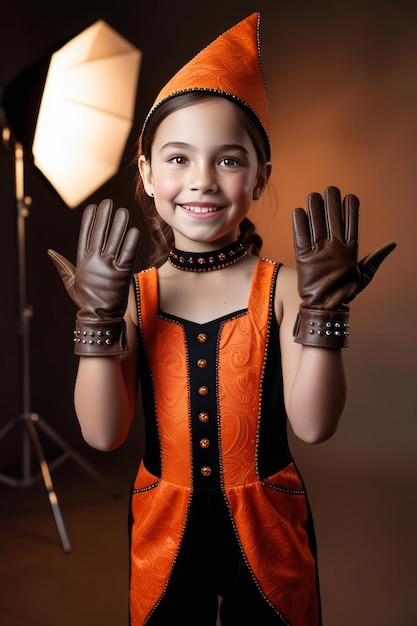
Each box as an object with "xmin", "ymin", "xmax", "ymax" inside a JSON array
[
  {"xmin": 0, "ymin": 19, "xmax": 141, "ymax": 553},
  {"xmin": 0, "ymin": 130, "xmax": 117, "ymax": 553}
]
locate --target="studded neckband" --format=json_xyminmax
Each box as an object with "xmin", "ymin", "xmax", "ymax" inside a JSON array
[{"xmin": 168, "ymin": 240, "xmax": 247, "ymax": 272}]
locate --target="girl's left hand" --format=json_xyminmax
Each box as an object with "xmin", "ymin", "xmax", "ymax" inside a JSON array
[{"xmin": 292, "ymin": 186, "xmax": 396, "ymax": 311}]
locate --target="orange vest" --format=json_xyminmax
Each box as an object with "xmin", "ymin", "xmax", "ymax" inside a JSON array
[{"xmin": 130, "ymin": 260, "xmax": 320, "ymax": 625}]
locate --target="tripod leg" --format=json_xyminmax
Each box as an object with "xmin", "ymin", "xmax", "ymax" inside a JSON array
[
  {"xmin": 25, "ymin": 416, "xmax": 72, "ymax": 553},
  {"xmin": 36, "ymin": 417, "xmax": 118, "ymax": 497}
]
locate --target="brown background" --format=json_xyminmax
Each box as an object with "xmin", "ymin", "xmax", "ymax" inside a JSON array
[{"xmin": 0, "ymin": 1, "xmax": 415, "ymax": 624}]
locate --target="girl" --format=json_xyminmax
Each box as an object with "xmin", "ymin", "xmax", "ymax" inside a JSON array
[{"xmin": 49, "ymin": 13, "xmax": 395, "ymax": 626}]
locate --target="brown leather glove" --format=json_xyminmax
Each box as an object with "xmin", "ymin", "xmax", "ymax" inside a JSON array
[
  {"xmin": 48, "ymin": 199, "xmax": 140, "ymax": 356},
  {"xmin": 292, "ymin": 186, "xmax": 396, "ymax": 348}
]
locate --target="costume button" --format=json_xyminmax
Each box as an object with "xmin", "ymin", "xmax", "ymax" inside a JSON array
[
  {"xmin": 197, "ymin": 333, "xmax": 208, "ymax": 343},
  {"xmin": 201, "ymin": 466, "xmax": 212, "ymax": 477},
  {"xmin": 200, "ymin": 438, "xmax": 210, "ymax": 449},
  {"xmin": 197, "ymin": 358, "xmax": 208, "ymax": 369},
  {"xmin": 198, "ymin": 385, "xmax": 209, "ymax": 396},
  {"xmin": 198, "ymin": 412, "xmax": 209, "ymax": 422}
]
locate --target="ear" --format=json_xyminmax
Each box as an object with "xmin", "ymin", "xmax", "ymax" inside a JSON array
[
  {"xmin": 138, "ymin": 155, "xmax": 154, "ymax": 197},
  {"xmin": 253, "ymin": 162, "xmax": 272, "ymax": 200}
]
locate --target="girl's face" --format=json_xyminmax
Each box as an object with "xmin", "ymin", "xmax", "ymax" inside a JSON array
[{"xmin": 138, "ymin": 97, "xmax": 267, "ymax": 250}]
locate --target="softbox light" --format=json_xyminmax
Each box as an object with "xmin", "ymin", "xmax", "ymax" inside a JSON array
[{"xmin": 32, "ymin": 19, "xmax": 142, "ymax": 208}]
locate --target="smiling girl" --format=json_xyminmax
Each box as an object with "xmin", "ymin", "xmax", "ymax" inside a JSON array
[{"xmin": 49, "ymin": 13, "xmax": 395, "ymax": 626}]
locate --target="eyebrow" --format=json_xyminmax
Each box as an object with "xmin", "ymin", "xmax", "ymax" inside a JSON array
[{"xmin": 159, "ymin": 141, "xmax": 249, "ymax": 154}]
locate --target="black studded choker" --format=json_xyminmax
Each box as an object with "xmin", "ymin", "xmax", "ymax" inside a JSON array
[{"xmin": 168, "ymin": 240, "xmax": 247, "ymax": 272}]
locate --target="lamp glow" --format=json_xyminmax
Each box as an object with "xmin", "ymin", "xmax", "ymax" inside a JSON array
[{"xmin": 32, "ymin": 20, "xmax": 142, "ymax": 208}]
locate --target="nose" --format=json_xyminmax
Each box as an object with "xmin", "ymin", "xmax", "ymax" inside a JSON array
[{"xmin": 189, "ymin": 161, "xmax": 218, "ymax": 193}]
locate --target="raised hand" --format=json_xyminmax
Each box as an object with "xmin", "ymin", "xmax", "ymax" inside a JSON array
[
  {"xmin": 292, "ymin": 186, "xmax": 396, "ymax": 347},
  {"xmin": 48, "ymin": 198, "xmax": 140, "ymax": 355}
]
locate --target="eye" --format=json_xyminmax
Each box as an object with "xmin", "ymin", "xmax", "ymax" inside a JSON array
[
  {"xmin": 219, "ymin": 156, "xmax": 241, "ymax": 168},
  {"xmin": 169, "ymin": 155, "xmax": 188, "ymax": 165}
]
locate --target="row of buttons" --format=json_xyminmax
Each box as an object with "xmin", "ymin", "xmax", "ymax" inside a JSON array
[{"xmin": 195, "ymin": 332, "xmax": 212, "ymax": 478}]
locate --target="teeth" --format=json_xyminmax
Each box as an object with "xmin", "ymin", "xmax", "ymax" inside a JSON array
[{"xmin": 183, "ymin": 205, "xmax": 218, "ymax": 213}]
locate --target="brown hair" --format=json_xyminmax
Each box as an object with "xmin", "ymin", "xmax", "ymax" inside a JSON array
[{"xmin": 135, "ymin": 92, "xmax": 268, "ymax": 268}]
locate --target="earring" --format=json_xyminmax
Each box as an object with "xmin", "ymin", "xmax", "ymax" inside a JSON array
[{"xmin": 253, "ymin": 187, "xmax": 261, "ymax": 200}]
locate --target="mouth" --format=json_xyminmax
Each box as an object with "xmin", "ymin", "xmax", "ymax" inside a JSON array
[{"xmin": 180, "ymin": 204, "xmax": 223, "ymax": 214}]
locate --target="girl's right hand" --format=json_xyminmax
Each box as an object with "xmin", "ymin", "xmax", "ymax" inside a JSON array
[{"xmin": 48, "ymin": 199, "xmax": 140, "ymax": 356}]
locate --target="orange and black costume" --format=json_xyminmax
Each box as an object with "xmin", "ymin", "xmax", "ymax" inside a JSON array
[{"xmin": 130, "ymin": 259, "xmax": 321, "ymax": 625}]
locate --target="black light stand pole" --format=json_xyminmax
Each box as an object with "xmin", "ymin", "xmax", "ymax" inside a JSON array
[{"xmin": 0, "ymin": 129, "xmax": 118, "ymax": 553}]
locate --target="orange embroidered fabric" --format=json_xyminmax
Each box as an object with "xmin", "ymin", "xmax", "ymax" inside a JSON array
[
  {"xmin": 226, "ymin": 469, "xmax": 319, "ymax": 624},
  {"xmin": 218, "ymin": 261, "xmax": 319, "ymax": 624},
  {"xmin": 130, "ymin": 261, "xmax": 319, "ymax": 625},
  {"xmin": 130, "ymin": 464, "xmax": 190, "ymax": 625},
  {"xmin": 130, "ymin": 270, "xmax": 192, "ymax": 625},
  {"xmin": 218, "ymin": 262, "xmax": 271, "ymax": 486}
]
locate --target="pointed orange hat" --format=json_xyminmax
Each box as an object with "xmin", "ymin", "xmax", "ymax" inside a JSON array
[{"xmin": 141, "ymin": 12, "xmax": 270, "ymax": 158}]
